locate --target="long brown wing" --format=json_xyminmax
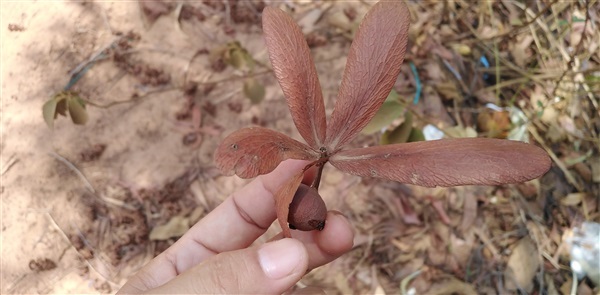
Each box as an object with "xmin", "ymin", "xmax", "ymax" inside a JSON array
[
  {"xmin": 330, "ymin": 138, "xmax": 551, "ymax": 187},
  {"xmin": 214, "ymin": 127, "xmax": 319, "ymax": 178},
  {"xmin": 262, "ymin": 7, "xmax": 327, "ymax": 149},
  {"xmin": 325, "ymin": 1, "xmax": 410, "ymax": 150}
]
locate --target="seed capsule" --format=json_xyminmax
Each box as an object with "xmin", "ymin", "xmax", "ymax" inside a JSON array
[{"xmin": 287, "ymin": 184, "xmax": 327, "ymax": 231}]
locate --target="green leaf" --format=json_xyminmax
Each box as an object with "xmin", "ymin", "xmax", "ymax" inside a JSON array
[
  {"xmin": 380, "ymin": 112, "xmax": 413, "ymax": 145},
  {"xmin": 224, "ymin": 42, "xmax": 255, "ymax": 71},
  {"xmin": 67, "ymin": 96, "xmax": 88, "ymax": 125},
  {"xmin": 444, "ymin": 126, "xmax": 478, "ymax": 138},
  {"xmin": 584, "ymin": 73, "xmax": 600, "ymax": 83},
  {"xmin": 361, "ymin": 90, "xmax": 403, "ymax": 134},
  {"xmin": 243, "ymin": 78, "xmax": 265, "ymax": 104},
  {"xmin": 42, "ymin": 93, "xmax": 71, "ymax": 128},
  {"xmin": 509, "ymin": 18, "xmax": 523, "ymax": 26},
  {"xmin": 407, "ymin": 127, "xmax": 425, "ymax": 142},
  {"xmin": 43, "ymin": 91, "xmax": 88, "ymax": 128},
  {"xmin": 228, "ymin": 48, "xmax": 245, "ymax": 69},
  {"xmin": 42, "ymin": 98, "xmax": 58, "ymax": 129},
  {"xmin": 56, "ymin": 97, "xmax": 68, "ymax": 116}
]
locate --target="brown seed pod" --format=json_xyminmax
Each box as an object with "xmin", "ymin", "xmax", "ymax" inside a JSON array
[{"xmin": 288, "ymin": 183, "xmax": 327, "ymax": 231}]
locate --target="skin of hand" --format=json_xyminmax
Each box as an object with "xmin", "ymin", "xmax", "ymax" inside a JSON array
[{"xmin": 117, "ymin": 160, "xmax": 355, "ymax": 294}]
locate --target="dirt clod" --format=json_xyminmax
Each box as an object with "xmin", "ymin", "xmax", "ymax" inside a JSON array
[
  {"xmin": 179, "ymin": 4, "xmax": 206, "ymax": 22},
  {"xmin": 28, "ymin": 258, "xmax": 57, "ymax": 272},
  {"xmin": 8, "ymin": 24, "xmax": 25, "ymax": 32},
  {"xmin": 306, "ymin": 32, "xmax": 328, "ymax": 48},
  {"xmin": 140, "ymin": 1, "xmax": 174, "ymax": 24},
  {"xmin": 80, "ymin": 144, "xmax": 107, "ymax": 162}
]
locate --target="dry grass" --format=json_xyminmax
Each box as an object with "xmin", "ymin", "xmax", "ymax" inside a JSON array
[{"xmin": 284, "ymin": 1, "xmax": 600, "ymax": 294}]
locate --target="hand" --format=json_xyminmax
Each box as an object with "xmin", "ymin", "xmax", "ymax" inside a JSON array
[{"xmin": 118, "ymin": 160, "xmax": 355, "ymax": 294}]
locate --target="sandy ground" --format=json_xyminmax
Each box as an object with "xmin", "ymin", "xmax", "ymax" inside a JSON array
[
  {"xmin": 2, "ymin": 2, "xmax": 216, "ymax": 293},
  {"xmin": 1, "ymin": 1, "xmax": 352, "ymax": 293}
]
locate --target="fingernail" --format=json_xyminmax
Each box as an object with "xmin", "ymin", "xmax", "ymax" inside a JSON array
[{"xmin": 258, "ymin": 239, "xmax": 305, "ymax": 279}]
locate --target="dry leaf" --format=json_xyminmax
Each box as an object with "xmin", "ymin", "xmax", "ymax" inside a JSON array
[
  {"xmin": 417, "ymin": 85, "xmax": 455, "ymax": 127},
  {"xmin": 394, "ymin": 194, "xmax": 421, "ymax": 225},
  {"xmin": 451, "ymin": 43, "xmax": 472, "ymax": 56},
  {"xmin": 188, "ymin": 206, "xmax": 206, "ymax": 225},
  {"xmin": 510, "ymin": 35, "xmax": 534, "ymax": 67},
  {"xmin": 433, "ymin": 81, "xmax": 461, "ymax": 101},
  {"xmin": 504, "ymin": 236, "xmax": 540, "ymax": 292},
  {"xmin": 373, "ymin": 283, "xmax": 386, "ymax": 295},
  {"xmin": 429, "ymin": 278, "xmax": 477, "ymax": 295},
  {"xmin": 546, "ymin": 123, "xmax": 566, "ymax": 143},
  {"xmin": 297, "ymin": 8, "xmax": 324, "ymax": 34},
  {"xmin": 558, "ymin": 115, "xmax": 584, "ymax": 138},
  {"xmin": 559, "ymin": 276, "xmax": 573, "ymax": 295},
  {"xmin": 561, "ymin": 193, "xmax": 586, "ymax": 206},
  {"xmin": 450, "ymin": 234, "xmax": 474, "ymax": 269},
  {"xmin": 328, "ymin": 10, "xmax": 354, "ymax": 32},
  {"xmin": 590, "ymin": 157, "xmax": 600, "ymax": 183},
  {"xmin": 334, "ymin": 273, "xmax": 353, "ymax": 294},
  {"xmin": 569, "ymin": 12, "xmax": 591, "ymax": 46},
  {"xmin": 460, "ymin": 191, "xmax": 477, "ymax": 233},
  {"xmin": 423, "ymin": 62, "xmax": 446, "ymax": 81},
  {"xmin": 149, "ymin": 215, "xmax": 190, "ymax": 240},
  {"xmin": 477, "ymin": 110, "xmax": 511, "ymax": 138},
  {"xmin": 430, "ymin": 200, "xmax": 450, "ymax": 225}
]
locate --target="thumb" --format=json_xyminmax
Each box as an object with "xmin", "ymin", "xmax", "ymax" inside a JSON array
[{"xmin": 150, "ymin": 238, "xmax": 309, "ymax": 294}]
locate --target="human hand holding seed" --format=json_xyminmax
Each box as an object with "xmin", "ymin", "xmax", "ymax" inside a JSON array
[{"xmin": 118, "ymin": 160, "xmax": 354, "ymax": 294}]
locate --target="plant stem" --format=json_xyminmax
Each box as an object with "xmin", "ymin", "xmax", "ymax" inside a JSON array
[{"xmin": 311, "ymin": 162, "xmax": 326, "ymax": 190}]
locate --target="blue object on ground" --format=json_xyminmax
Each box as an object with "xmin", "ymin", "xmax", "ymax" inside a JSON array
[{"xmin": 409, "ymin": 61, "xmax": 421, "ymax": 105}]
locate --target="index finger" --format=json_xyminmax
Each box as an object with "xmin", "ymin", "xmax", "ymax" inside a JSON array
[{"xmin": 119, "ymin": 159, "xmax": 310, "ymax": 292}]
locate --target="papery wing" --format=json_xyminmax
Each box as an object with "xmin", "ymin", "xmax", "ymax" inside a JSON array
[
  {"xmin": 263, "ymin": 7, "xmax": 327, "ymax": 149},
  {"xmin": 325, "ymin": 1, "xmax": 410, "ymax": 150},
  {"xmin": 274, "ymin": 169, "xmax": 305, "ymax": 238},
  {"xmin": 330, "ymin": 138, "xmax": 551, "ymax": 187},
  {"xmin": 214, "ymin": 127, "xmax": 319, "ymax": 178}
]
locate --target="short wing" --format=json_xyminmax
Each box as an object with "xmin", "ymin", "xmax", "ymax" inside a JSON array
[
  {"xmin": 263, "ymin": 7, "xmax": 327, "ymax": 149},
  {"xmin": 330, "ymin": 138, "xmax": 551, "ymax": 187},
  {"xmin": 214, "ymin": 127, "xmax": 319, "ymax": 178},
  {"xmin": 325, "ymin": 1, "xmax": 410, "ymax": 150},
  {"xmin": 274, "ymin": 169, "xmax": 306, "ymax": 238}
]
